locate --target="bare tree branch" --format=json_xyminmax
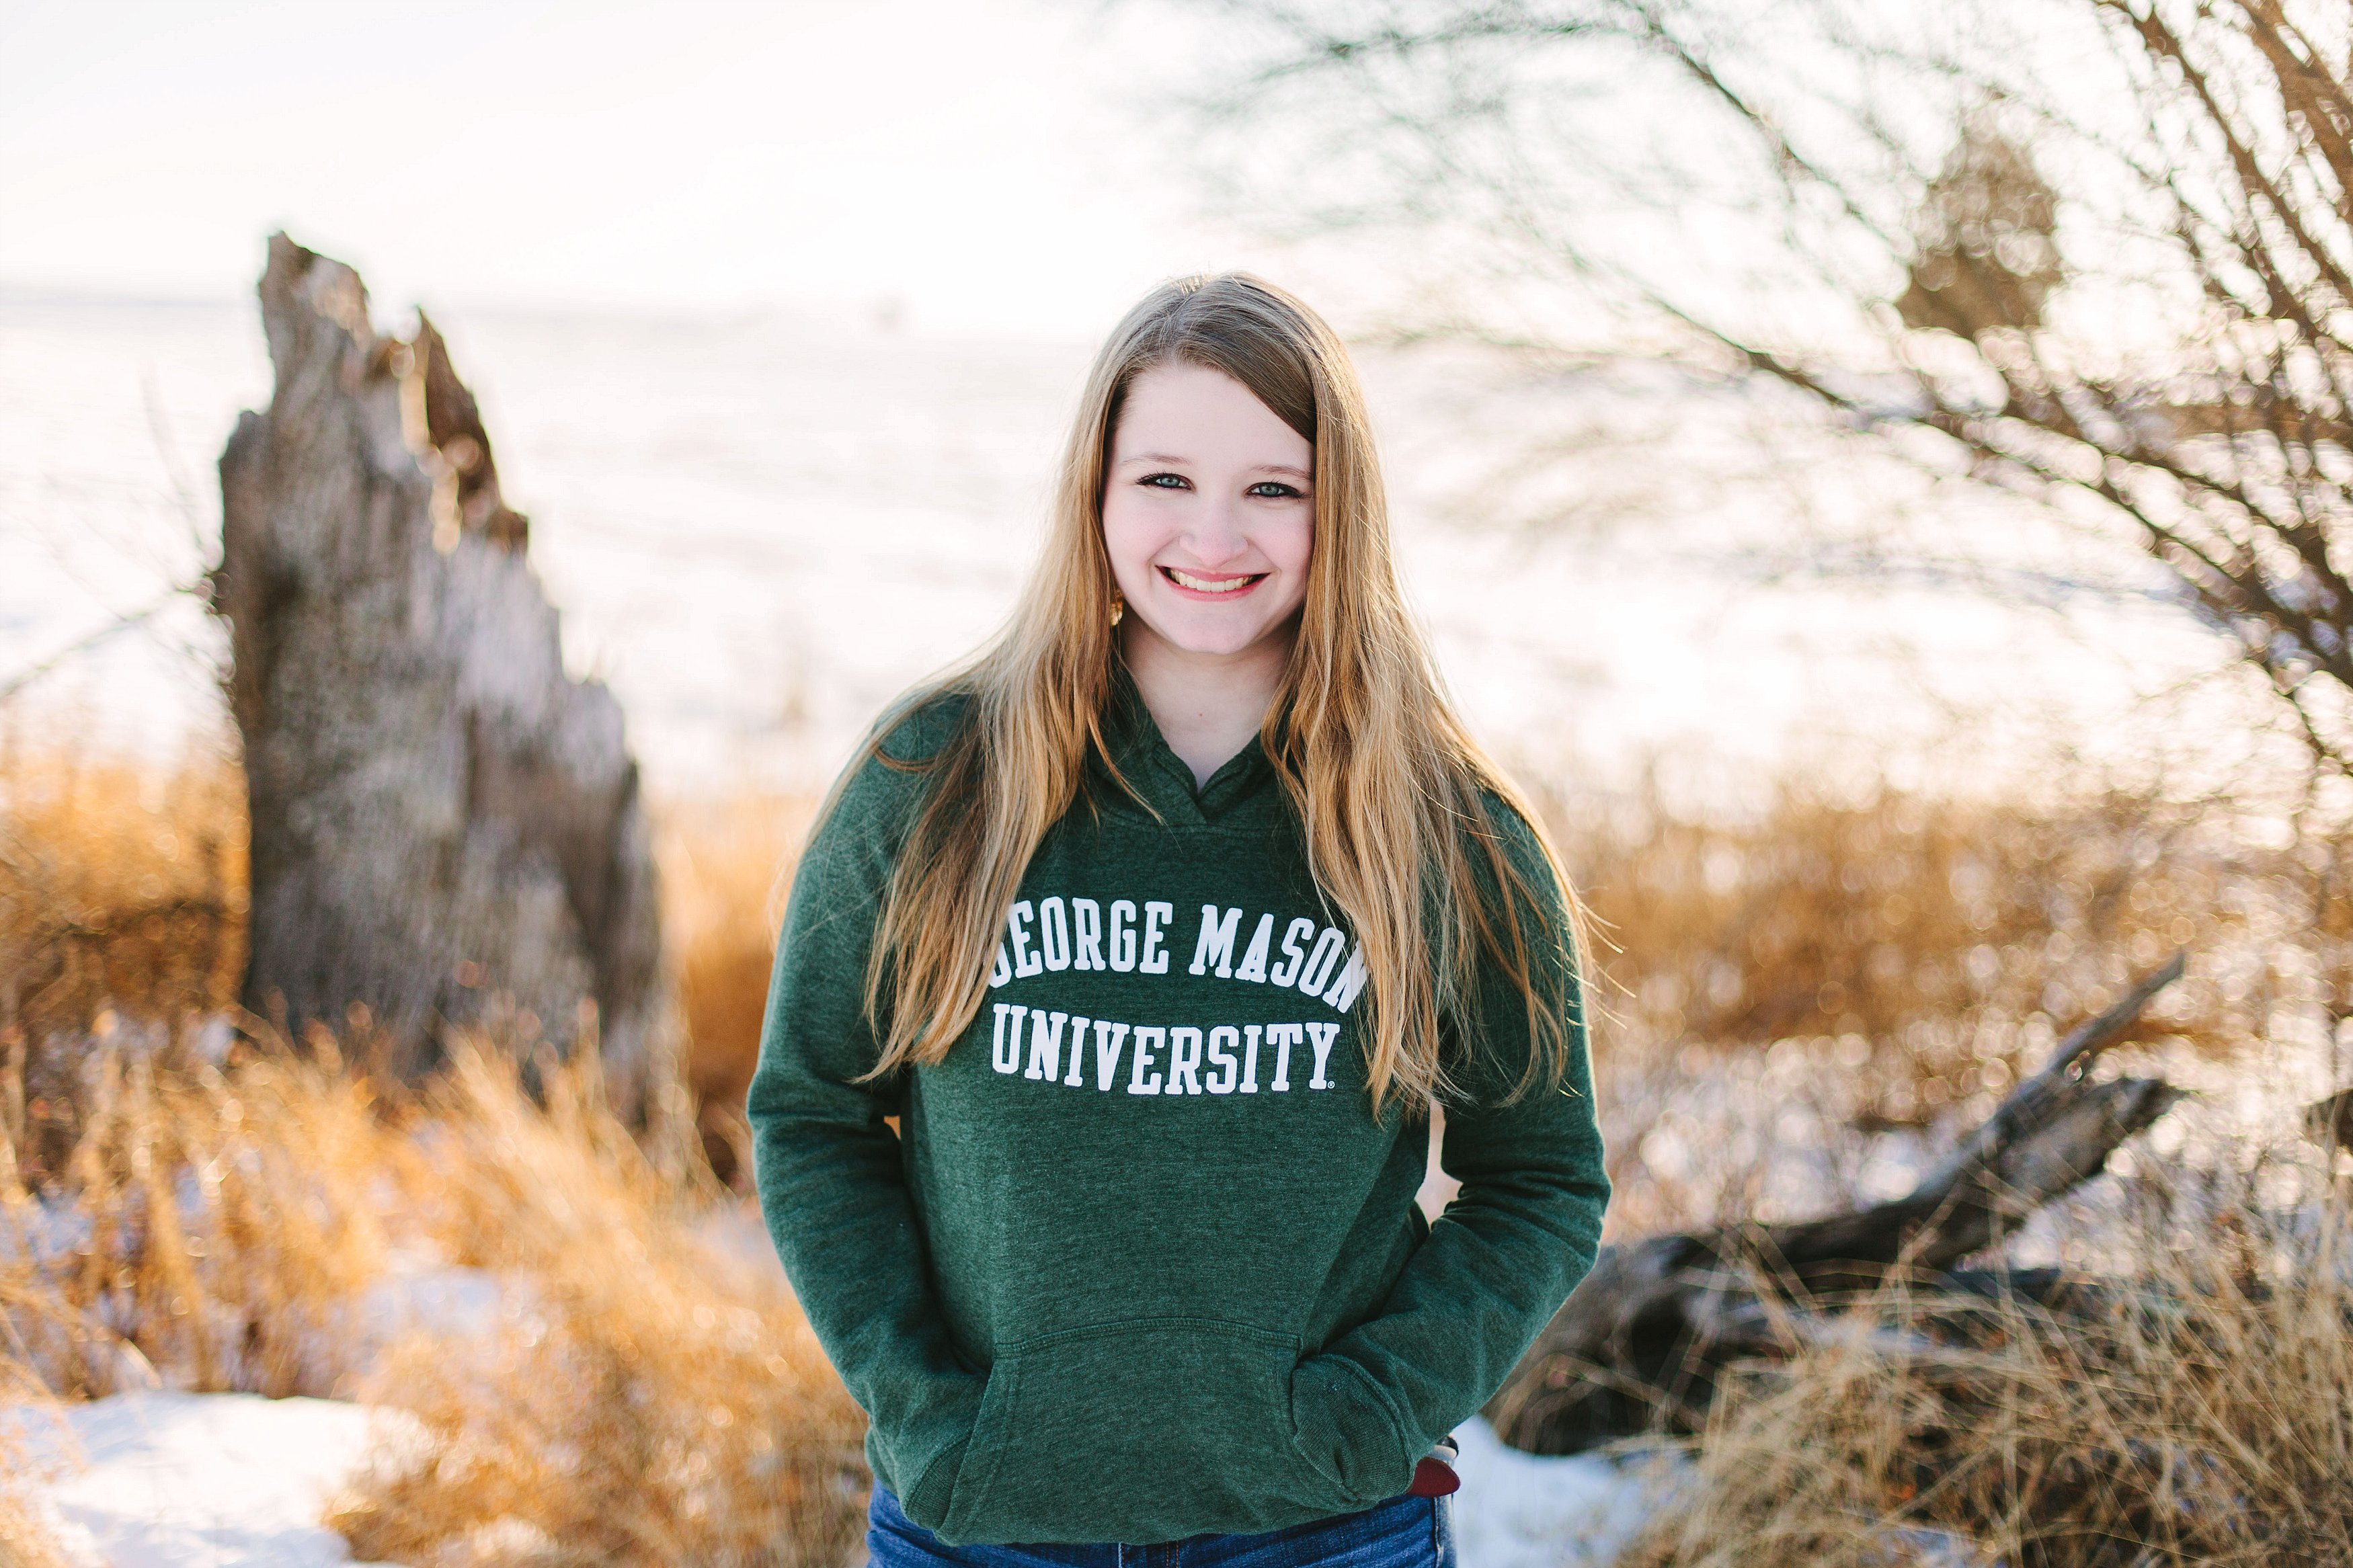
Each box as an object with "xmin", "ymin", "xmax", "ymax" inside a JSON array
[
  {"xmin": 0, "ymin": 593, "xmax": 192, "ymax": 706},
  {"xmin": 1177, "ymin": 0, "xmax": 2353, "ymax": 771}
]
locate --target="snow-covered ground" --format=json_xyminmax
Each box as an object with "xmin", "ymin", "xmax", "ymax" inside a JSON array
[
  {"xmin": 1451, "ymin": 1419, "xmax": 1664, "ymax": 1568},
  {"xmin": 5, "ymin": 1392, "xmax": 1654, "ymax": 1568},
  {"xmin": 8, "ymin": 1393, "xmax": 405, "ymax": 1568}
]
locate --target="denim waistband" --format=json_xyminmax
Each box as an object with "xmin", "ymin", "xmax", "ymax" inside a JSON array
[{"xmin": 865, "ymin": 1482, "xmax": 1454, "ymax": 1568}]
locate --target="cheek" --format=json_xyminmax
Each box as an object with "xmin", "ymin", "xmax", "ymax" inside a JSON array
[
  {"xmin": 1269, "ymin": 513, "xmax": 1314, "ymax": 575},
  {"xmin": 1265, "ymin": 512, "xmax": 1314, "ymax": 595},
  {"xmin": 1099, "ymin": 496, "xmax": 1154, "ymax": 588}
]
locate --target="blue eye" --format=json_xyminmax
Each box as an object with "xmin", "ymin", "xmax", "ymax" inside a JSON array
[
  {"xmin": 1246, "ymin": 481, "xmax": 1304, "ymax": 499},
  {"xmin": 1141, "ymin": 472, "xmax": 1189, "ymax": 489}
]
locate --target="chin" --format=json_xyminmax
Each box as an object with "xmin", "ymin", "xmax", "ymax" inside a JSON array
[{"xmin": 1150, "ymin": 612, "xmax": 1278, "ymax": 659}]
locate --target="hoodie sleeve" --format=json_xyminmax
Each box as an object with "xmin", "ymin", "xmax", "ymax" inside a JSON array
[
  {"xmin": 747, "ymin": 700, "xmax": 980, "ymax": 1533},
  {"xmin": 1289, "ymin": 796, "xmax": 1611, "ymax": 1503}
]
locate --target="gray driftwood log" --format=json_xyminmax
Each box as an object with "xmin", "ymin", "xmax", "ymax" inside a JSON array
[
  {"xmin": 213, "ymin": 234, "xmax": 663, "ymax": 1113},
  {"xmin": 1488, "ymin": 954, "xmax": 2188, "ymax": 1452}
]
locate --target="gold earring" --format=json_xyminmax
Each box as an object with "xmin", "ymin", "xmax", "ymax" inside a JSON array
[{"xmin": 1108, "ymin": 589, "xmax": 1125, "ymax": 628}]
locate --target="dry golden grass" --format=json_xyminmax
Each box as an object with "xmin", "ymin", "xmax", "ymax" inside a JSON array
[
  {"xmin": 0, "ymin": 743, "xmax": 246, "ymax": 1185},
  {"xmin": 13, "ymin": 1042, "xmax": 413, "ymax": 1399},
  {"xmin": 0, "ymin": 743, "xmax": 247, "ymax": 1034},
  {"xmin": 654, "ymin": 792, "xmax": 819, "ymax": 1184},
  {"xmin": 1618, "ymin": 1168, "xmax": 2353, "ymax": 1567},
  {"xmin": 8, "ymin": 735, "xmax": 2327, "ymax": 1167},
  {"xmin": 0, "ymin": 735, "xmax": 822, "ymax": 1185},
  {"xmin": 4, "ymin": 736, "xmax": 2349, "ymax": 1563},
  {"xmin": 1523, "ymin": 770, "xmax": 2353, "ymax": 1239},
  {"xmin": 0, "ymin": 1034, "xmax": 415, "ymax": 1564},
  {"xmin": 0, "ymin": 1358, "xmax": 73, "ymax": 1568},
  {"xmin": 0, "ymin": 1500, "xmax": 75, "ymax": 1568},
  {"xmin": 325, "ymin": 1044, "xmax": 868, "ymax": 1568},
  {"xmin": 1550, "ymin": 778, "xmax": 2282, "ymax": 1107},
  {"xmin": 0, "ymin": 745, "xmax": 865, "ymax": 1561},
  {"xmin": 0, "ymin": 1030, "xmax": 865, "ymax": 1565}
]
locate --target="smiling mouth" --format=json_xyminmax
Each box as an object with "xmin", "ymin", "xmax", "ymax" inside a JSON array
[{"xmin": 1160, "ymin": 566, "xmax": 1267, "ymax": 595}]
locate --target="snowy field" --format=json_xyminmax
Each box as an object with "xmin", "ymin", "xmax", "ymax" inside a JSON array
[
  {"xmin": 6, "ymin": 1393, "xmax": 1652, "ymax": 1568},
  {"xmin": 0, "ymin": 288, "xmax": 2229, "ymax": 803}
]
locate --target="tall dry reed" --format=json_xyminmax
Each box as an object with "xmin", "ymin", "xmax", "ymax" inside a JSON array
[
  {"xmin": 0, "ymin": 1026, "xmax": 866, "ymax": 1565},
  {"xmin": 0, "ymin": 741, "xmax": 865, "ymax": 1561},
  {"xmin": 325, "ymin": 1044, "xmax": 868, "ymax": 1568},
  {"xmin": 655, "ymin": 791, "xmax": 818, "ymax": 1183},
  {"xmin": 1620, "ymin": 1161, "xmax": 2353, "ymax": 1567},
  {"xmin": 6, "ymin": 735, "xmax": 2346, "ymax": 1563},
  {"xmin": 1544, "ymin": 772, "xmax": 2350, "ymax": 1237},
  {"xmin": 0, "ymin": 743, "xmax": 245, "ymax": 1185},
  {"xmin": 1554, "ymin": 778, "xmax": 2277, "ymax": 1092}
]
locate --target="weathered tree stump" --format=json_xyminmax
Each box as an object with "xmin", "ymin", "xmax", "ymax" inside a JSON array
[
  {"xmin": 1489, "ymin": 955, "xmax": 2189, "ymax": 1452},
  {"xmin": 213, "ymin": 234, "xmax": 664, "ymax": 1113}
]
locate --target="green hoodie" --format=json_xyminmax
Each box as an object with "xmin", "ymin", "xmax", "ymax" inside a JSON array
[{"xmin": 749, "ymin": 676, "xmax": 1608, "ymax": 1547}]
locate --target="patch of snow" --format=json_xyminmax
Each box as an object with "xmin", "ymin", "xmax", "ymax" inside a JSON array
[
  {"xmin": 695, "ymin": 1197, "xmax": 788, "ymax": 1279},
  {"xmin": 348, "ymin": 1253, "xmax": 507, "ymax": 1360},
  {"xmin": 204, "ymin": 1249, "xmax": 508, "ymax": 1399},
  {"xmin": 1888, "ymin": 1526, "xmax": 1995, "ymax": 1567},
  {"xmin": 1451, "ymin": 1417, "xmax": 1665, "ymax": 1568},
  {"xmin": 9, "ymin": 1392, "xmax": 410, "ymax": 1568},
  {"xmin": 0, "ymin": 1194, "xmax": 96, "ymax": 1267}
]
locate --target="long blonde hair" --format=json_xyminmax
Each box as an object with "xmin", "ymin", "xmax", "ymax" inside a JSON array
[{"xmin": 832, "ymin": 274, "xmax": 1583, "ymax": 1116}]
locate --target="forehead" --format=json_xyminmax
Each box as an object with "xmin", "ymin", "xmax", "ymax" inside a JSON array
[{"xmin": 1113, "ymin": 362, "xmax": 1312, "ymax": 464}]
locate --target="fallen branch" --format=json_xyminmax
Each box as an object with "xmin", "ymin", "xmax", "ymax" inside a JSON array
[{"xmin": 1488, "ymin": 954, "xmax": 2188, "ymax": 1452}]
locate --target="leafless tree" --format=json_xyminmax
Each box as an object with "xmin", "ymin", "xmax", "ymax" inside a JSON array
[{"xmin": 1183, "ymin": 0, "xmax": 2353, "ymax": 780}]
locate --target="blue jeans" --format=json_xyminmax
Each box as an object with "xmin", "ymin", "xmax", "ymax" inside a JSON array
[{"xmin": 865, "ymin": 1484, "xmax": 1455, "ymax": 1568}]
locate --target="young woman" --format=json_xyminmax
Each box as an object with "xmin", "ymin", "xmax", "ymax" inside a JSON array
[{"xmin": 750, "ymin": 276, "xmax": 1609, "ymax": 1566}]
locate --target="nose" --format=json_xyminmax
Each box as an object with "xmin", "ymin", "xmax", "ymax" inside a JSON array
[{"xmin": 1183, "ymin": 499, "xmax": 1250, "ymax": 569}]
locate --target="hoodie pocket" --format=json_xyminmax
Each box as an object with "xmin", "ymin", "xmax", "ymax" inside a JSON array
[{"xmin": 937, "ymin": 1317, "xmax": 1357, "ymax": 1546}]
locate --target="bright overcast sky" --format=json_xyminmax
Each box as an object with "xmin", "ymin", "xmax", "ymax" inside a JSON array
[{"xmin": 0, "ymin": 0, "xmax": 1268, "ymax": 335}]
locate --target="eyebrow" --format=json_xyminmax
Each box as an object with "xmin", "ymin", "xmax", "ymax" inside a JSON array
[{"xmin": 1116, "ymin": 452, "xmax": 1312, "ymax": 480}]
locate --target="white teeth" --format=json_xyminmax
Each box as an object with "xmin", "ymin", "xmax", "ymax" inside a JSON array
[{"xmin": 1166, "ymin": 568, "xmax": 1257, "ymax": 593}]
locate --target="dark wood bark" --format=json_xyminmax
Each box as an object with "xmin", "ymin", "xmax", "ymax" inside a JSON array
[
  {"xmin": 1488, "ymin": 955, "xmax": 2187, "ymax": 1452},
  {"xmin": 2305, "ymin": 1086, "xmax": 2353, "ymax": 1154},
  {"xmin": 212, "ymin": 234, "xmax": 664, "ymax": 1114}
]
